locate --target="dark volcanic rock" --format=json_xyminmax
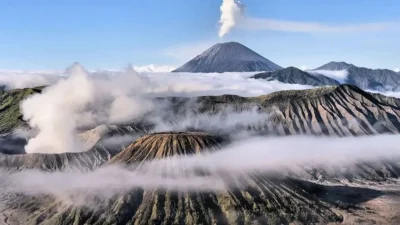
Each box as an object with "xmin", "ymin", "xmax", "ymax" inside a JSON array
[
  {"xmin": 251, "ymin": 66, "xmax": 340, "ymax": 86},
  {"xmin": 173, "ymin": 42, "xmax": 282, "ymax": 73}
]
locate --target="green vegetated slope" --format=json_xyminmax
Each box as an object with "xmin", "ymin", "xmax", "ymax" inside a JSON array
[{"xmin": 0, "ymin": 87, "xmax": 43, "ymax": 133}]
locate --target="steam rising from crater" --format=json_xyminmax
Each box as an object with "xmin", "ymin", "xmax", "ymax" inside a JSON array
[{"xmin": 21, "ymin": 64, "xmax": 153, "ymax": 153}]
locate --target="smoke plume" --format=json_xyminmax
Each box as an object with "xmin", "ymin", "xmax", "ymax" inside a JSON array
[
  {"xmin": 20, "ymin": 64, "xmax": 153, "ymax": 153},
  {"xmin": 218, "ymin": 0, "xmax": 244, "ymax": 38}
]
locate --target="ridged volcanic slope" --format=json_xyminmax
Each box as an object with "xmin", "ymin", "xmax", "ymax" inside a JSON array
[
  {"xmin": 189, "ymin": 84, "xmax": 400, "ymax": 136},
  {"xmin": 109, "ymin": 132, "xmax": 224, "ymax": 164},
  {"xmin": 173, "ymin": 42, "xmax": 282, "ymax": 73},
  {"xmin": 6, "ymin": 132, "xmax": 346, "ymax": 225}
]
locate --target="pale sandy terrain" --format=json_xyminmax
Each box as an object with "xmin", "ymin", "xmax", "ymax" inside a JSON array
[{"xmin": 328, "ymin": 182, "xmax": 400, "ymax": 225}]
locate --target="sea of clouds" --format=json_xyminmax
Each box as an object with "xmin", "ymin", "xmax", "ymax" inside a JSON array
[
  {"xmin": 2, "ymin": 64, "xmax": 400, "ymax": 155},
  {"xmin": 8, "ymin": 64, "xmax": 313, "ymax": 154},
  {"xmin": 0, "ymin": 64, "xmax": 399, "ymax": 207}
]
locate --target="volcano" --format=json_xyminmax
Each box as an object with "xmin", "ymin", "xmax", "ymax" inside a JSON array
[{"xmin": 172, "ymin": 42, "xmax": 282, "ymax": 73}]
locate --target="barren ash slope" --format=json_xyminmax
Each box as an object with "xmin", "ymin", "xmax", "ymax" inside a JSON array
[
  {"xmin": 165, "ymin": 84, "xmax": 400, "ymax": 137},
  {"xmin": 2, "ymin": 85, "xmax": 400, "ymax": 224},
  {"xmin": 172, "ymin": 42, "xmax": 282, "ymax": 73},
  {"xmin": 0, "ymin": 125, "xmax": 132, "ymax": 172}
]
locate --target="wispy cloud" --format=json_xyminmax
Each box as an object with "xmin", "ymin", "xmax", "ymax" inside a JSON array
[
  {"xmin": 133, "ymin": 64, "xmax": 176, "ymax": 73},
  {"xmin": 242, "ymin": 18, "xmax": 398, "ymax": 33},
  {"xmin": 308, "ymin": 69, "xmax": 349, "ymax": 83},
  {"xmin": 214, "ymin": 0, "xmax": 398, "ymax": 36}
]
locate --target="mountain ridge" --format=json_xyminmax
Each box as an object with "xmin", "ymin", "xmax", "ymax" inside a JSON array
[
  {"xmin": 251, "ymin": 66, "xmax": 340, "ymax": 86},
  {"xmin": 312, "ymin": 61, "xmax": 400, "ymax": 91}
]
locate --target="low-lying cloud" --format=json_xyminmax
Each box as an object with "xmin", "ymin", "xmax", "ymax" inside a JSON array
[
  {"xmin": 152, "ymin": 105, "xmax": 269, "ymax": 134},
  {"xmin": 2, "ymin": 134, "xmax": 400, "ymax": 207},
  {"xmin": 145, "ymin": 71, "xmax": 312, "ymax": 97},
  {"xmin": 308, "ymin": 69, "xmax": 349, "ymax": 83},
  {"xmin": 19, "ymin": 66, "xmax": 313, "ymax": 154},
  {"xmin": 0, "ymin": 71, "xmax": 63, "ymax": 90},
  {"xmin": 133, "ymin": 64, "xmax": 176, "ymax": 73}
]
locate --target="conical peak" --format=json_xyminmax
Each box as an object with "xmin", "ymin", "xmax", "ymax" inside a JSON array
[
  {"xmin": 110, "ymin": 132, "xmax": 224, "ymax": 164},
  {"xmin": 213, "ymin": 41, "xmax": 246, "ymax": 48},
  {"xmin": 204, "ymin": 41, "xmax": 262, "ymax": 59},
  {"xmin": 173, "ymin": 42, "xmax": 282, "ymax": 73}
]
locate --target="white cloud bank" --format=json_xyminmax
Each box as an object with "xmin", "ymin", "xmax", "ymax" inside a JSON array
[
  {"xmin": 394, "ymin": 68, "xmax": 400, "ymax": 73},
  {"xmin": 14, "ymin": 63, "xmax": 400, "ymax": 155},
  {"xmin": 0, "ymin": 71, "xmax": 63, "ymax": 89},
  {"xmin": 133, "ymin": 64, "xmax": 176, "ymax": 73},
  {"xmin": 4, "ymin": 134, "xmax": 400, "ymax": 205},
  {"xmin": 308, "ymin": 69, "xmax": 349, "ymax": 83},
  {"xmin": 145, "ymin": 71, "xmax": 312, "ymax": 97}
]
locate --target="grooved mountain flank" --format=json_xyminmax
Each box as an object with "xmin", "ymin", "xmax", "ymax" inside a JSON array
[
  {"xmin": 0, "ymin": 124, "xmax": 141, "ymax": 171},
  {"xmin": 110, "ymin": 132, "xmax": 224, "ymax": 164},
  {"xmin": 187, "ymin": 85, "xmax": 400, "ymax": 136},
  {"xmin": 260, "ymin": 85, "xmax": 400, "ymax": 136},
  {"xmin": 0, "ymin": 147, "xmax": 112, "ymax": 172},
  {"xmin": 173, "ymin": 42, "xmax": 282, "ymax": 73},
  {"xmin": 5, "ymin": 132, "xmax": 347, "ymax": 225}
]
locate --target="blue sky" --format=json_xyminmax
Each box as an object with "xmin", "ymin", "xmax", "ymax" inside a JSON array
[{"xmin": 0, "ymin": 0, "xmax": 399, "ymax": 70}]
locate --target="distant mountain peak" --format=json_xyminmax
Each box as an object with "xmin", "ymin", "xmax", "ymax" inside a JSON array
[
  {"xmin": 173, "ymin": 42, "xmax": 282, "ymax": 73},
  {"xmin": 314, "ymin": 61, "xmax": 355, "ymax": 71}
]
